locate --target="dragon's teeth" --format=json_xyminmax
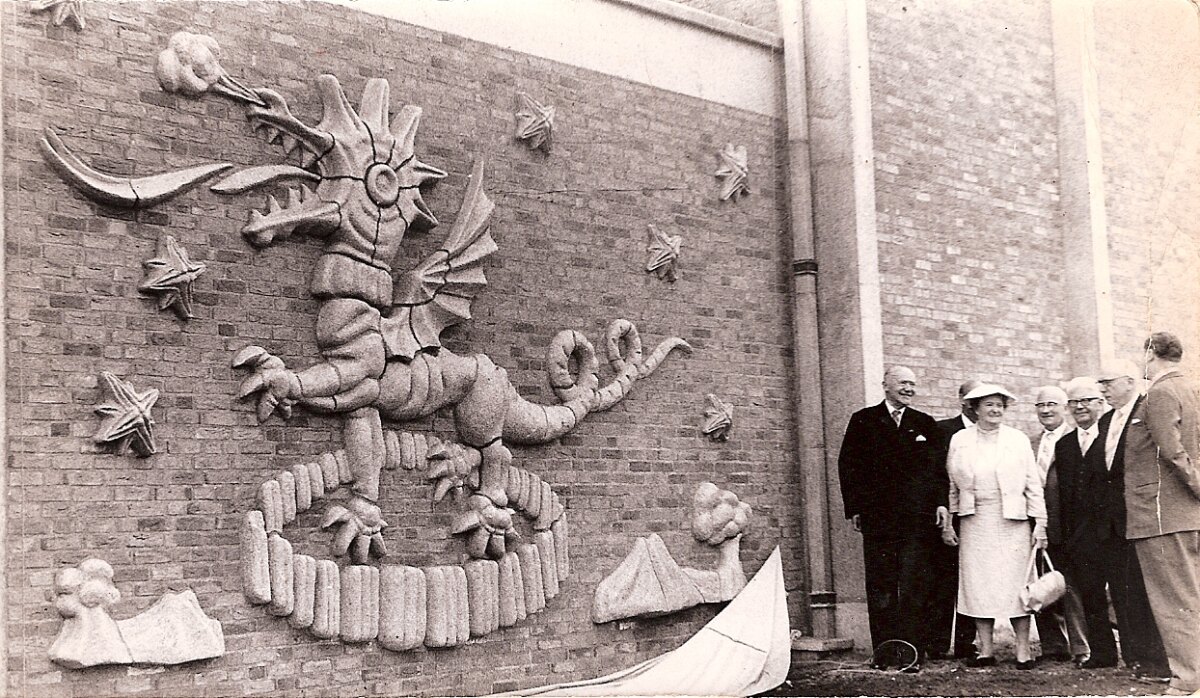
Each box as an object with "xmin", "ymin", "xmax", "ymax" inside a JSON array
[
  {"xmin": 265, "ymin": 194, "xmax": 282, "ymax": 213},
  {"xmin": 297, "ymin": 184, "xmax": 311, "ymax": 201},
  {"xmin": 300, "ymin": 149, "xmax": 318, "ymax": 169},
  {"xmin": 280, "ymin": 135, "xmax": 298, "ymax": 153},
  {"xmin": 248, "ymin": 209, "xmax": 266, "ymax": 225},
  {"xmin": 286, "ymin": 187, "xmax": 302, "ymax": 208}
]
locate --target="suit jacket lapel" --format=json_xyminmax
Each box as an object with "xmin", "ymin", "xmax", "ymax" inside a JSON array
[{"xmin": 1112, "ymin": 395, "xmax": 1144, "ymax": 476}]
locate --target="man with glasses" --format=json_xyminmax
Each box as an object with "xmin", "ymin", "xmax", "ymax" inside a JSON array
[
  {"xmin": 1029, "ymin": 385, "xmax": 1090, "ymax": 666},
  {"xmin": 1124, "ymin": 332, "xmax": 1200, "ymax": 696},
  {"xmin": 1054, "ymin": 378, "xmax": 1125, "ymax": 669}
]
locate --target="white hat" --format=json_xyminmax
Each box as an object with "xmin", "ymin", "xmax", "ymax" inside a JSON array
[{"xmin": 962, "ymin": 383, "xmax": 1018, "ymax": 403}]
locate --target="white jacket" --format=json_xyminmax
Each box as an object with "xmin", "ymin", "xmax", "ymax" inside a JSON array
[{"xmin": 948, "ymin": 424, "xmax": 1047, "ymax": 523}]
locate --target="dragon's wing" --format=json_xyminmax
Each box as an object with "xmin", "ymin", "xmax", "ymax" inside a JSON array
[{"xmin": 384, "ymin": 160, "xmax": 497, "ymax": 360}]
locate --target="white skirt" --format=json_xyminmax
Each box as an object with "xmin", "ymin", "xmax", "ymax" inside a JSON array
[{"xmin": 958, "ymin": 495, "xmax": 1033, "ymax": 619}]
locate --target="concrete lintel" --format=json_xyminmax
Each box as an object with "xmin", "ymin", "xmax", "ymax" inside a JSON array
[
  {"xmin": 609, "ymin": 0, "xmax": 782, "ymax": 48},
  {"xmin": 320, "ymin": 0, "xmax": 782, "ymax": 116}
]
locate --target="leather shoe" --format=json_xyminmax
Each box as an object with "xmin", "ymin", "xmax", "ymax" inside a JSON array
[
  {"xmin": 1080, "ymin": 657, "xmax": 1117, "ymax": 669},
  {"xmin": 1073, "ymin": 654, "xmax": 1089, "ymax": 668},
  {"xmin": 963, "ymin": 655, "xmax": 996, "ymax": 668},
  {"xmin": 1015, "ymin": 659, "xmax": 1037, "ymax": 670}
]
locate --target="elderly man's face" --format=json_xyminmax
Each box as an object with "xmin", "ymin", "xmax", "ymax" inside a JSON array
[
  {"xmin": 883, "ymin": 368, "xmax": 917, "ymax": 407},
  {"xmin": 1067, "ymin": 384, "xmax": 1106, "ymax": 429},
  {"xmin": 1099, "ymin": 375, "xmax": 1136, "ymax": 409},
  {"xmin": 1035, "ymin": 391, "xmax": 1067, "ymax": 430}
]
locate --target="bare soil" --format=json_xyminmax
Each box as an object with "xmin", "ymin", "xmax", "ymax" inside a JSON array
[{"xmin": 761, "ymin": 654, "xmax": 1180, "ymax": 697}]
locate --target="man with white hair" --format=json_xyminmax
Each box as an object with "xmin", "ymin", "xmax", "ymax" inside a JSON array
[
  {"xmin": 838, "ymin": 366, "xmax": 949, "ymax": 672},
  {"xmin": 1055, "ymin": 377, "xmax": 1123, "ymax": 670},
  {"xmin": 1091, "ymin": 360, "xmax": 1171, "ymax": 682},
  {"xmin": 1029, "ymin": 385, "xmax": 1089, "ymax": 665}
]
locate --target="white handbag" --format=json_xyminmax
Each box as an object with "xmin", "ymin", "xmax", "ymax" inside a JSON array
[{"xmin": 1020, "ymin": 549, "xmax": 1066, "ymax": 613}]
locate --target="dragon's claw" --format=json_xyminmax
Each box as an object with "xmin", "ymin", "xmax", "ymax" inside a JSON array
[
  {"xmin": 453, "ymin": 494, "xmax": 517, "ymax": 560},
  {"xmin": 232, "ymin": 346, "xmax": 299, "ymax": 423},
  {"xmin": 321, "ymin": 496, "xmax": 387, "ymax": 563}
]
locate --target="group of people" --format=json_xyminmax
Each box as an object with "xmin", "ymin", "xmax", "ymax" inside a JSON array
[{"xmin": 837, "ymin": 331, "xmax": 1200, "ymax": 696}]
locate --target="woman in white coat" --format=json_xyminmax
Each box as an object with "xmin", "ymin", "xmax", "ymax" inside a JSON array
[{"xmin": 943, "ymin": 384, "xmax": 1048, "ymax": 669}]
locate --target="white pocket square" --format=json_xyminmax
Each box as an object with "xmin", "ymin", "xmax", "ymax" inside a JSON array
[
  {"xmin": 915, "ymin": 435, "xmax": 927, "ymax": 442},
  {"xmin": 1132, "ymin": 418, "xmax": 1142, "ymax": 424}
]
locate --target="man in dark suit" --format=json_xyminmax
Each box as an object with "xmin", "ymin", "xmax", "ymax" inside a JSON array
[
  {"xmin": 1056, "ymin": 377, "xmax": 1129, "ymax": 670},
  {"xmin": 838, "ymin": 366, "xmax": 950, "ymax": 672},
  {"xmin": 1029, "ymin": 385, "xmax": 1089, "ymax": 665},
  {"xmin": 1094, "ymin": 360, "xmax": 1170, "ymax": 681},
  {"xmin": 928, "ymin": 379, "xmax": 980, "ymax": 660},
  {"xmin": 1126, "ymin": 333, "xmax": 1200, "ymax": 696}
]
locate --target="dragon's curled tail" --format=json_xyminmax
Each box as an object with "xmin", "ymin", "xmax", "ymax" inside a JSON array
[{"xmin": 501, "ymin": 319, "xmax": 691, "ymax": 445}]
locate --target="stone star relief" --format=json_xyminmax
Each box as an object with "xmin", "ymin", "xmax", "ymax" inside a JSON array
[
  {"xmin": 32, "ymin": 0, "xmax": 85, "ymax": 31},
  {"xmin": 715, "ymin": 143, "xmax": 749, "ymax": 201},
  {"xmin": 514, "ymin": 92, "xmax": 555, "ymax": 153},
  {"xmin": 701, "ymin": 393, "xmax": 734, "ymax": 442},
  {"xmin": 93, "ymin": 372, "xmax": 159, "ymax": 457},
  {"xmin": 645, "ymin": 224, "xmax": 682, "ymax": 282},
  {"xmin": 139, "ymin": 235, "xmax": 206, "ymax": 319}
]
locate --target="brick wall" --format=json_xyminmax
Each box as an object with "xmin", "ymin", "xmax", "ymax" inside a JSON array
[
  {"xmin": 3, "ymin": 2, "xmax": 798, "ymax": 696},
  {"xmin": 1094, "ymin": 0, "xmax": 1200, "ymax": 370},
  {"xmin": 867, "ymin": 0, "xmax": 1067, "ymax": 429}
]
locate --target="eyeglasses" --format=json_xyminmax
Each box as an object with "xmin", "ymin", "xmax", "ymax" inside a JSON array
[{"xmin": 1067, "ymin": 397, "xmax": 1102, "ymax": 407}]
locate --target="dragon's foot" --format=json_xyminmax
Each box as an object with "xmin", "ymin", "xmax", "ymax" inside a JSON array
[
  {"xmin": 451, "ymin": 494, "xmax": 519, "ymax": 559},
  {"xmin": 424, "ymin": 440, "xmax": 482, "ymax": 502},
  {"xmin": 232, "ymin": 345, "xmax": 301, "ymax": 422},
  {"xmin": 321, "ymin": 494, "xmax": 388, "ymax": 564}
]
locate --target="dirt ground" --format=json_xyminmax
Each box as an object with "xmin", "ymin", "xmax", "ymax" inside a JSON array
[{"xmin": 761, "ymin": 653, "xmax": 1183, "ymax": 697}]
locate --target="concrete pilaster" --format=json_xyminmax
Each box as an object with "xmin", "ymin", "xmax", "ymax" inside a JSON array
[
  {"xmin": 1051, "ymin": 0, "xmax": 1116, "ymax": 374},
  {"xmin": 802, "ymin": 0, "xmax": 882, "ymax": 650}
]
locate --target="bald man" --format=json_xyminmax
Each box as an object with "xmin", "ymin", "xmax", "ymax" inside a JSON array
[{"xmin": 838, "ymin": 366, "xmax": 949, "ymax": 671}]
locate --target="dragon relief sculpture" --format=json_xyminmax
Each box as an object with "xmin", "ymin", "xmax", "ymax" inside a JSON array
[{"xmin": 197, "ymin": 75, "xmax": 693, "ymax": 564}]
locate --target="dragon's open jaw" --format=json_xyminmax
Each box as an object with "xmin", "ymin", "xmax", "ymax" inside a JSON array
[{"xmin": 246, "ymin": 88, "xmax": 334, "ymax": 169}]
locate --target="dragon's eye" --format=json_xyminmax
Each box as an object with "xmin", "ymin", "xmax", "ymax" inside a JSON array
[{"xmin": 365, "ymin": 163, "xmax": 399, "ymax": 207}]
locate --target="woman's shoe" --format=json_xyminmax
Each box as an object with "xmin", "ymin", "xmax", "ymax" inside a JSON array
[
  {"xmin": 1015, "ymin": 659, "xmax": 1037, "ymax": 670},
  {"xmin": 963, "ymin": 655, "xmax": 996, "ymax": 668}
]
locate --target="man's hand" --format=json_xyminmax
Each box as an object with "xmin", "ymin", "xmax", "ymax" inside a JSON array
[
  {"xmin": 851, "ymin": 514, "xmax": 862, "ymax": 532},
  {"xmin": 935, "ymin": 506, "xmax": 950, "ymax": 530},
  {"xmin": 941, "ymin": 526, "xmax": 959, "ymax": 547}
]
